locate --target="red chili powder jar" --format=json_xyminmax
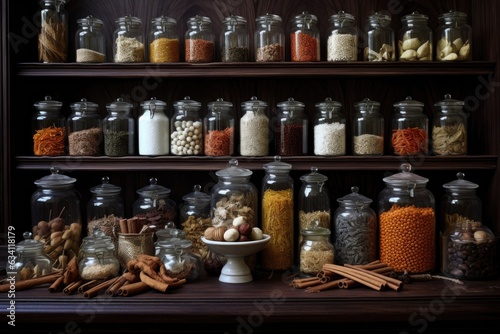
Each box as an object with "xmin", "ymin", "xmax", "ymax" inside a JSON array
[{"xmin": 290, "ymin": 11, "xmax": 320, "ymax": 62}]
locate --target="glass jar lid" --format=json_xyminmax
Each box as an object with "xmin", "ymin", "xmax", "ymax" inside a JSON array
[
  {"xmin": 256, "ymin": 13, "xmax": 282, "ymax": 23},
  {"xmin": 16, "ymin": 232, "xmax": 44, "ymax": 253},
  {"xmin": 442, "ymin": 172, "xmax": 479, "ymax": 191},
  {"xmin": 434, "ymin": 94, "xmax": 465, "ymax": 109},
  {"xmin": 81, "ymin": 228, "xmax": 115, "ymax": 252},
  {"xmin": 300, "ymin": 225, "xmax": 331, "ymax": 237},
  {"xmin": 34, "ymin": 95, "xmax": 63, "ymax": 111},
  {"xmin": 315, "ymin": 97, "xmax": 342, "ymax": 111},
  {"xmin": 115, "ymin": 15, "xmax": 142, "ymax": 28},
  {"xmin": 438, "ymin": 10, "xmax": 467, "ymax": 22},
  {"xmin": 278, "ymin": 97, "xmax": 305, "ymax": 111},
  {"xmin": 354, "ymin": 98, "xmax": 380, "ymax": 112},
  {"xmin": 382, "ymin": 163, "xmax": 429, "ymax": 186},
  {"xmin": 136, "ymin": 177, "xmax": 171, "ymax": 197},
  {"xmin": 215, "ymin": 159, "xmax": 253, "ymax": 179},
  {"xmin": 294, "ymin": 11, "xmax": 318, "ymax": 25},
  {"xmin": 140, "ymin": 97, "xmax": 167, "ymax": 109},
  {"xmin": 367, "ymin": 12, "xmax": 391, "ymax": 27},
  {"xmin": 223, "ymin": 15, "xmax": 247, "ymax": 26},
  {"xmin": 337, "ymin": 186, "xmax": 373, "ymax": 207},
  {"xmin": 393, "ymin": 96, "xmax": 424, "ymax": 111},
  {"xmin": 263, "ymin": 155, "xmax": 292, "ymax": 174},
  {"xmin": 90, "ymin": 176, "xmax": 122, "ymax": 196},
  {"xmin": 157, "ymin": 237, "xmax": 193, "ymax": 250},
  {"xmin": 106, "ymin": 98, "xmax": 133, "ymax": 111},
  {"xmin": 70, "ymin": 98, "xmax": 99, "ymax": 112},
  {"xmin": 208, "ymin": 98, "xmax": 233, "ymax": 111},
  {"xmin": 152, "ymin": 15, "xmax": 176, "ymax": 27},
  {"xmin": 156, "ymin": 222, "xmax": 186, "ymax": 240},
  {"xmin": 329, "ymin": 11, "xmax": 355, "ymax": 25},
  {"xmin": 77, "ymin": 15, "xmax": 104, "ymax": 28},
  {"xmin": 34, "ymin": 167, "xmax": 77, "ymax": 187},
  {"xmin": 182, "ymin": 184, "xmax": 211, "ymax": 204},
  {"xmin": 173, "ymin": 96, "xmax": 202, "ymax": 110},
  {"xmin": 401, "ymin": 11, "xmax": 429, "ymax": 23},
  {"xmin": 241, "ymin": 96, "xmax": 267, "ymax": 111},
  {"xmin": 188, "ymin": 15, "xmax": 212, "ymax": 27},
  {"xmin": 300, "ymin": 166, "xmax": 328, "ymax": 183}
]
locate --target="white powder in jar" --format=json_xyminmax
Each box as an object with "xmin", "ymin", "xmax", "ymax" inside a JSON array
[
  {"xmin": 327, "ymin": 33, "xmax": 357, "ymax": 61},
  {"xmin": 240, "ymin": 112, "xmax": 269, "ymax": 156},
  {"xmin": 138, "ymin": 111, "xmax": 169, "ymax": 155},
  {"xmin": 314, "ymin": 122, "xmax": 346, "ymax": 155}
]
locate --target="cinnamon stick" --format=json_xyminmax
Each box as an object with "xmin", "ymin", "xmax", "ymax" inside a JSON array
[
  {"xmin": 340, "ymin": 267, "xmax": 395, "ymax": 289},
  {"xmin": 139, "ymin": 271, "xmax": 169, "ymax": 293},
  {"xmin": 291, "ymin": 277, "xmax": 323, "ymax": 289},
  {"xmin": 83, "ymin": 277, "xmax": 119, "ymax": 299},
  {"xmin": 48, "ymin": 275, "xmax": 65, "ymax": 292},
  {"xmin": 322, "ymin": 264, "xmax": 387, "ymax": 291},
  {"xmin": 118, "ymin": 281, "xmax": 150, "ymax": 296},
  {"xmin": 0, "ymin": 272, "xmax": 61, "ymax": 293},
  {"xmin": 345, "ymin": 264, "xmax": 403, "ymax": 291},
  {"xmin": 106, "ymin": 276, "xmax": 127, "ymax": 296},
  {"xmin": 63, "ymin": 279, "xmax": 84, "ymax": 295},
  {"xmin": 78, "ymin": 280, "xmax": 102, "ymax": 294},
  {"xmin": 119, "ymin": 219, "xmax": 128, "ymax": 234},
  {"xmin": 305, "ymin": 278, "xmax": 346, "ymax": 293}
]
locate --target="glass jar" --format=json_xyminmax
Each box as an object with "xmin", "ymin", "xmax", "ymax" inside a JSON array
[
  {"xmin": 441, "ymin": 172, "xmax": 482, "ymax": 233},
  {"xmin": 221, "ymin": 15, "xmax": 249, "ymax": 62},
  {"xmin": 185, "ymin": 15, "xmax": 215, "ymax": 63},
  {"xmin": 240, "ymin": 96, "xmax": 269, "ymax": 156},
  {"xmin": 275, "ymin": 98, "xmax": 308, "ymax": 156},
  {"xmin": 113, "ymin": 15, "xmax": 145, "ymax": 63},
  {"xmin": 38, "ymin": 0, "xmax": 68, "ymax": 63},
  {"xmin": 327, "ymin": 11, "xmax": 358, "ymax": 61},
  {"xmin": 103, "ymin": 98, "xmax": 135, "ymax": 156},
  {"xmin": 391, "ymin": 96, "xmax": 428, "ymax": 156},
  {"xmin": 364, "ymin": 12, "xmax": 395, "ymax": 61},
  {"xmin": 87, "ymin": 176, "xmax": 124, "ymax": 237},
  {"xmin": 441, "ymin": 221, "xmax": 497, "ymax": 280},
  {"xmin": 78, "ymin": 228, "xmax": 120, "ymax": 280},
  {"xmin": 156, "ymin": 222, "xmax": 186, "ymax": 244},
  {"xmin": 299, "ymin": 226, "xmax": 335, "ymax": 277},
  {"xmin": 290, "ymin": 11, "xmax": 320, "ymax": 62},
  {"xmin": 204, "ymin": 98, "xmax": 235, "ymax": 156},
  {"xmin": 149, "ymin": 16, "xmax": 179, "ymax": 63},
  {"xmin": 133, "ymin": 177, "xmax": 178, "ymax": 229},
  {"xmin": 157, "ymin": 238, "xmax": 202, "ymax": 282},
  {"xmin": 255, "ymin": 13, "xmax": 285, "ymax": 62},
  {"xmin": 31, "ymin": 167, "xmax": 82, "ymax": 268},
  {"xmin": 432, "ymin": 94, "xmax": 467, "ymax": 156},
  {"xmin": 436, "ymin": 11, "xmax": 471, "ymax": 61},
  {"xmin": 67, "ymin": 98, "xmax": 102, "ymax": 156},
  {"xmin": 398, "ymin": 12, "xmax": 432, "ymax": 61},
  {"xmin": 170, "ymin": 96, "xmax": 203, "ymax": 156},
  {"xmin": 138, "ymin": 97, "xmax": 169, "ymax": 156},
  {"xmin": 378, "ymin": 163, "xmax": 436, "ymax": 273},
  {"xmin": 299, "ymin": 167, "xmax": 331, "ymax": 231},
  {"xmin": 353, "ymin": 98, "xmax": 384, "ymax": 155},
  {"xmin": 313, "ymin": 97, "xmax": 345, "ymax": 156},
  {"xmin": 13, "ymin": 232, "xmax": 54, "ymax": 281},
  {"xmin": 75, "ymin": 15, "xmax": 106, "ymax": 63},
  {"xmin": 333, "ymin": 186, "xmax": 377, "ymax": 265},
  {"xmin": 261, "ymin": 156, "xmax": 294, "ymax": 271},
  {"xmin": 32, "ymin": 96, "xmax": 66, "ymax": 156}
]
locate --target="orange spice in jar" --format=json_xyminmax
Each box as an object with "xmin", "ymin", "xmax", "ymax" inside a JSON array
[
  {"xmin": 185, "ymin": 16, "xmax": 215, "ymax": 63},
  {"xmin": 32, "ymin": 96, "xmax": 66, "ymax": 156},
  {"xmin": 290, "ymin": 12, "xmax": 320, "ymax": 62}
]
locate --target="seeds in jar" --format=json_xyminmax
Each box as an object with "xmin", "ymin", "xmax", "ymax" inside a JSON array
[
  {"xmin": 149, "ymin": 37, "xmax": 179, "ymax": 63},
  {"xmin": 185, "ymin": 38, "xmax": 214, "ymax": 62},
  {"xmin": 81, "ymin": 263, "xmax": 119, "ymax": 280},
  {"xmin": 68, "ymin": 127, "xmax": 102, "ymax": 156},
  {"xmin": 171, "ymin": 120, "xmax": 203, "ymax": 155},
  {"xmin": 256, "ymin": 43, "xmax": 284, "ymax": 62},
  {"xmin": 314, "ymin": 122, "xmax": 345, "ymax": 155},
  {"xmin": 327, "ymin": 33, "xmax": 357, "ymax": 61},
  {"xmin": 240, "ymin": 112, "xmax": 269, "ymax": 156},
  {"xmin": 333, "ymin": 213, "xmax": 377, "ymax": 265},
  {"xmin": 353, "ymin": 134, "xmax": 384, "ymax": 155},
  {"xmin": 114, "ymin": 36, "xmax": 144, "ymax": 62}
]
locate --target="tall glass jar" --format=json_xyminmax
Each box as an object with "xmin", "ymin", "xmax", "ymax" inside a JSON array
[
  {"xmin": 103, "ymin": 98, "xmax": 135, "ymax": 156},
  {"xmin": 32, "ymin": 96, "xmax": 66, "ymax": 156},
  {"xmin": 391, "ymin": 96, "xmax": 428, "ymax": 156},
  {"xmin": 261, "ymin": 156, "xmax": 294, "ymax": 271},
  {"xmin": 255, "ymin": 13, "xmax": 285, "ymax": 62},
  {"xmin": 378, "ymin": 163, "xmax": 436, "ymax": 273},
  {"xmin": 31, "ymin": 167, "xmax": 82, "ymax": 269},
  {"xmin": 87, "ymin": 176, "xmax": 124, "ymax": 237},
  {"xmin": 221, "ymin": 15, "xmax": 249, "ymax": 62},
  {"xmin": 113, "ymin": 15, "xmax": 145, "ymax": 63},
  {"xmin": 185, "ymin": 15, "xmax": 215, "ymax": 63},
  {"xmin": 436, "ymin": 11, "xmax": 471, "ymax": 61},
  {"xmin": 313, "ymin": 97, "xmax": 345, "ymax": 156},
  {"xmin": 398, "ymin": 12, "xmax": 432, "ymax": 61},
  {"xmin": 240, "ymin": 96, "xmax": 269, "ymax": 156},
  {"xmin": 432, "ymin": 94, "xmax": 467, "ymax": 156},
  {"xmin": 364, "ymin": 12, "xmax": 395, "ymax": 61},
  {"xmin": 170, "ymin": 96, "xmax": 203, "ymax": 156},
  {"xmin": 275, "ymin": 98, "xmax": 308, "ymax": 156},
  {"xmin": 327, "ymin": 11, "xmax": 358, "ymax": 61},
  {"xmin": 149, "ymin": 16, "xmax": 179, "ymax": 63},
  {"xmin": 75, "ymin": 15, "xmax": 106, "ymax": 63},
  {"xmin": 353, "ymin": 98, "xmax": 384, "ymax": 155},
  {"xmin": 290, "ymin": 11, "xmax": 320, "ymax": 62},
  {"xmin": 299, "ymin": 167, "xmax": 331, "ymax": 231},
  {"xmin": 138, "ymin": 97, "xmax": 169, "ymax": 156},
  {"xmin": 38, "ymin": 0, "xmax": 68, "ymax": 63},
  {"xmin": 204, "ymin": 98, "xmax": 234, "ymax": 156},
  {"xmin": 13, "ymin": 232, "xmax": 54, "ymax": 281},
  {"xmin": 299, "ymin": 226, "xmax": 334, "ymax": 277},
  {"xmin": 333, "ymin": 186, "xmax": 377, "ymax": 265},
  {"xmin": 78, "ymin": 228, "xmax": 120, "ymax": 281},
  {"xmin": 67, "ymin": 98, "xmax": 102, "ymax": 156}
]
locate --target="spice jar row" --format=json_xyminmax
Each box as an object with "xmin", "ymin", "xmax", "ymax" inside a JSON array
[
  {"xmin": 32, "ymin": 94, "xmax": 470, "ymax": 158},
  {"xmin": 39, "ymin": 2, "xmax": 472, "ymax": 63}
]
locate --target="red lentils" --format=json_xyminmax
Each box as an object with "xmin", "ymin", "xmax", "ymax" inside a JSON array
[
  {"xmin": 185, "ymin": 38, "xmax": 214, "ymax": 62},
  {"xmin": 290, "ymin": 32, "xmax": 320, "ymax": 61}
]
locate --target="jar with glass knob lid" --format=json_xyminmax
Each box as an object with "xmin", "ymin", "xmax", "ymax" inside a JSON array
[
  {"xmin": 113, "ymin": 15, "xmax": 144, "ymax": 63},
  {"xmin": 87, "ymin": 176, "xmax": 124, "ymax": 238},
  {"xmin": 221, "ymin": 15, "xmax": 249, "ymax": 62},
  {"xmin": 170, "ymin": 96, "xmax": 203, "ymax": 156},
  {"xmin": 255, "ymin": 13, "xmax": 285, "ymax": 62},
  {"xmin": 436, "ymin": 10, "xmax": 471, "ymax": 61},
  {"xmin": 38, "ymin": 0, "xmax": 68, "ymax": 63},
  {"xmin": 78, "ymin": 228, "xmax": 120, "ymax": 281},
  {"xmin": 185, "ymin": 15, "xmax": 215, "ymax": 63},
  {"xmin": 67, "ymin": 98, "xmax": 102, "ymax": 156},
  {"xmin": 432, "ymin": 94, "xmax": 467, "ymax": 156},
  {"xmin": 32, "ymin": 95, "xmax": 66, "ymax": 157},
  {"xmin": 240, "ymin": 96, "xmax": 269, "ymax": 156},
  {"xmin": 138, "ymin": 97, "xmax": 169, "ymax": 156},
  {"xmin": 299, "ymin": 224, "xmax": 334, "ymax": 277},
  {"xmin": 364, "ymin": 12, "xmax": 395, "ymax": 61},
  {"xmin": 391, "ymin": 96, "xmax": 428, "ymax": 156},
  {"xmin": 13, "ymin": 232, "xmax": 54, "ymax": 281},
  {"xmin": 149, "ymin": 16, "xmax": 179, "ymax": 63},
  {"xmin": 76, "ymin": 15, "xmax": 106, "ymax": 63},
  {"xmin": 327, "ymin": 11, "xmax": 358, "ymax": 61},
  {"xmin": 398, "ymin": 11, "xmax": 432, "ymax": 61},
  {"xmin": 276, "ymin": 98, "xmax": 308, "ymax": 156},
  {"xmin": 103, "ymin": 98, "xmax": 135, "ymax": 156},
  {"xmin": 353, "ymin": 98, "xmax": 384, "ymax": 155},
  {"xmin": 204, "ymin": 98, "xmax": 235, "ymax": 156},
  {"xmin": 299, "ymin": 167, "xmax": 331, "ymax": 232},
  {"xmin": 290, "ymin": 11, "xmax": 320, "ymax": 62},
  {"xmin": 313, "ymin": 97, "xmax": 345, "ymax": 156}
]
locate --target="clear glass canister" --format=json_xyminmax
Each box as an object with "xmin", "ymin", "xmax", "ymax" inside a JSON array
[
  {"xmin": 333, "ymin": 186, "xmax": 377, "ymax": 265},
  {"xmin": 32, "ymin": 95, "xmax": 66, "ymax": 156},
  {"xmin": 432, "ymin": 94, "xmax": 467, "ymax": 156},
  {"xmin": 87, "ymin": 176, "xmax": 125, "ymax": 236},
  {"xmin": 290, "ymin": 11, "xmax": 320, "ymax": 62},
  {"xmin": 313, "ymin": 97, "xmax": 345, "ymax": 156},
  {"xmin": 221, "ymin": 15, "xmax": 249, "ymax": 62},
  {"xmin": 436, "ymin": 11, "xmax": 471, "ymax": 61},
  {"xmin": 157, "ymin": 238, "xmax": 202, "ymax": 282},
  {"xmin": 149, "ymin": 16, "xmax": 179, "ymax": 63},
  {"xmin": 185, "ymin": 15, "xmax": 215, "ymax": 63},
  {"xmin": 170, "ymin": 96, "xmax": 203, "ymax": 156},
  {"xmin": 441, "ymin": 172, "xmax": 482, "ymax": 233},
  {"xmin": 276, "ymin": 98, "xmax": 308, "ymax": 156},
  {"xmin": 67, "ymin": 98, "xmax": 102, "ymax": 156},
  {"xmin": 133, "ymin": 177, "xmax": 178, "ymax": 229},
  {"xmin": 353, "ymin": 98, "xmax": 384, "ymax": 155},
  {"xmin": 240, "ymin": 96, "xmax": 269, "ymax": 156},
  {"xmin": 378, "ymin": 163, "xmax": 436, "ymax": 273},
  {"xmin": 75, "ymin": 15, "xmax": 106, "ymax": 63},
  {"xmin": 13, "ymin": 232, "xmax": 53, "ymax": 281},
  {"xmin": 38, "ymin": 0, "xmax": 68, "ymax": 63},
  {"xmin": 364, "ymin": 12, "xmax": 395, "ymax": 61},
  {"xmin": 327, "ymin": 11, "xmax": 358, "ymax": 61},
  {"xmin": 299, "ymin": 167, "xmax": 331, "ymax": 231},
  {"xmin": 78, "ymin": 228, "xmax": 120, "ymax": 280},
  {"xmin": 204, "ymin": 98, "xmax": 235, "ymax": 156},
  {"xmin": 299, "ymin": 226, "xmax": 335, "ymax": 277},
  {"xmin": 261, "ymin": 156, "xmax": 294, "ymax": 271},
  {"xmin": 255, "ymin": 13, "xmax": 285, "ymax": 62},
  {"xmin": 391, "ymin": 96, "xmax": 428, "ymax": 156},
  {"xmin": 398, "ymin": 11, "xmax": 433, "ymax": 61},
  {"xmin": 31, "ymin": 167, "xmax": 82, "ymax": 269},
  {"xmin": 103, "ymin": 98, "xmax": 135, "ymax": 156},
  {"xmin": 138, "ymin": 97, "xmax": 169, "ymax": 156},
  {"xmin": 113, "ymin": 15, "xmax": 144, "ymax": 63}
]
